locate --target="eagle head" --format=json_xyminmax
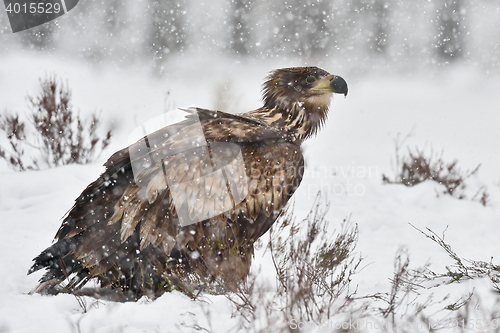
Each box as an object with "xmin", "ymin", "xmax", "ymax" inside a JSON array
[{"xmin": 259, "ymin": 66, "xmax": 348, "ymax": 140}]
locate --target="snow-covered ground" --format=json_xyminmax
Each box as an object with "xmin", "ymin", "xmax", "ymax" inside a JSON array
[{"xmin": 1, "ymin": 55, "xmax": 500, "ymax": 332}]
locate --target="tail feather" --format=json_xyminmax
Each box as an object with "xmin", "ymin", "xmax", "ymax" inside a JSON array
[{"xmin": 28, "ymin": 238, "xmax": 81, "ymax": 279}]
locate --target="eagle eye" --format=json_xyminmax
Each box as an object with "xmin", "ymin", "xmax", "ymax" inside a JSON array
[{"xmin": 305, "ymin": 76, "xmax": 316, "ymax": 84}]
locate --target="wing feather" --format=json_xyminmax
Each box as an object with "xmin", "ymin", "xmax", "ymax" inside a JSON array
[{"xmin": 29, "ymin": 107, "xmax": 305, "ymax": 296}]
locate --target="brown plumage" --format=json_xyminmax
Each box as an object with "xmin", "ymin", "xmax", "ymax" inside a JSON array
[{"xmin": 28, "ymin": 67, "xmax": 348, "ymax": 300}]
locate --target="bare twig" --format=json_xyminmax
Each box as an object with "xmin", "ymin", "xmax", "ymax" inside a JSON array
[{"xmin": 0, "ymin": 75, "xmax": 113, "ymax": 171}]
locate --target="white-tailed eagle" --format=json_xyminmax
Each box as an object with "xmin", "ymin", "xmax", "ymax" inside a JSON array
[{"xmin": 28, "ymin": 67, "xmax": 348, "ymax": 300}]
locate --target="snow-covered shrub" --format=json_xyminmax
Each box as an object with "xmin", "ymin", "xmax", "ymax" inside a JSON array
[
  {"xmin": 382, "ymin": 134, "xmax": 489, "ymax": 205},
  {"xmin": 217, "ymin": 199, "xmax": 500, "ymax": 332},
  {"xmin": 223, "ymin": 196, "xmax": 369, "ymax": 331},
  {"xmin": 0, "ymin": 75, "xmax": 112, "ymax": 171},
  {"xmin": 383, "ymin": 147, "xmax": 479, "ymax": 197}
]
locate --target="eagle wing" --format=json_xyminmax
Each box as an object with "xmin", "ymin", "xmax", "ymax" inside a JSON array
[{"xmin": 29, "ymin": 108, "xmax": 304, "ymax": 290}]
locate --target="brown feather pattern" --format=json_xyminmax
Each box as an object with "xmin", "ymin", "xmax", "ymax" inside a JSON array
[{"xmin": 28, "ymin": 67, "xmax": 347, "ymax": 300}]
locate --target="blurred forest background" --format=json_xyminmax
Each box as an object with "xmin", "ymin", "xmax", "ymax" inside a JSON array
[{"xmin": 1, "ymin": 0, "xmax": 500, "ymax": 75}]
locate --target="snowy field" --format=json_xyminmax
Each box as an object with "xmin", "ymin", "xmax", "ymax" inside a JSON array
[{"xmin": 1, "ymin": 54, "xmax": 500, "ymax": 332}]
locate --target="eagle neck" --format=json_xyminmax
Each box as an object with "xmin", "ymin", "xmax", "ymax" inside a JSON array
[{"xmin": 247, "ymin": 100, "xmax": 329, "ymax": 143}]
